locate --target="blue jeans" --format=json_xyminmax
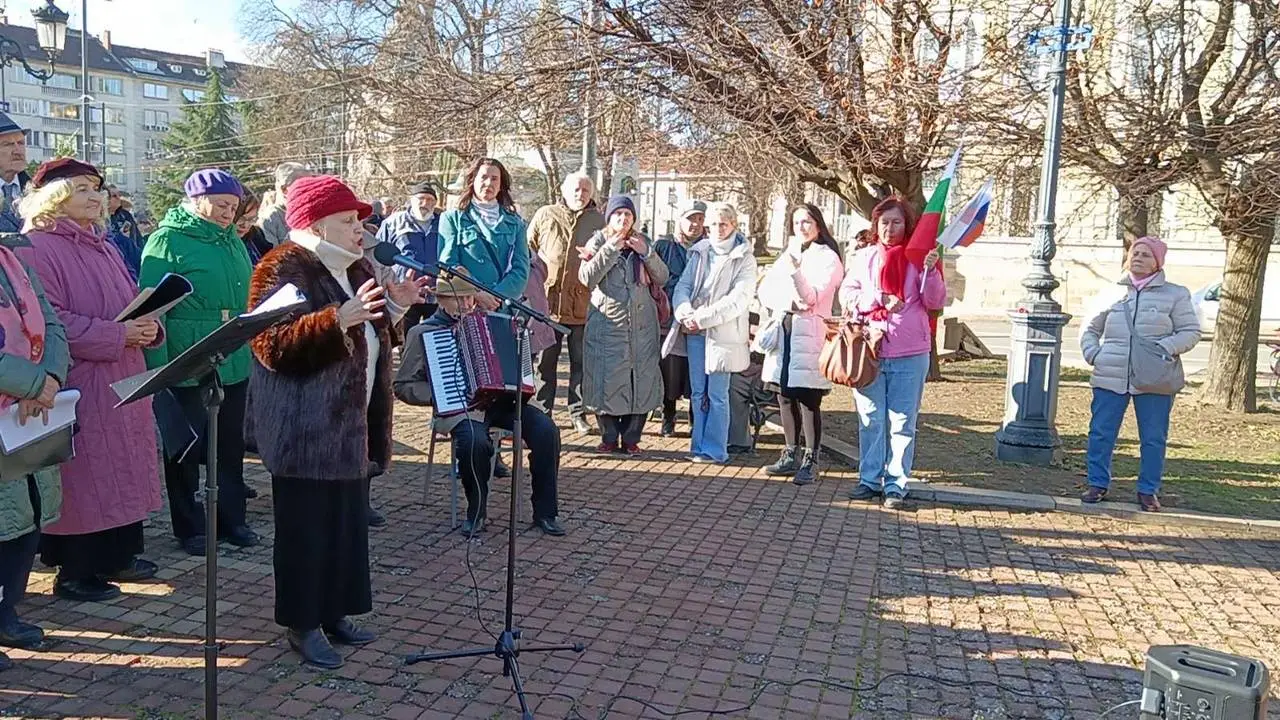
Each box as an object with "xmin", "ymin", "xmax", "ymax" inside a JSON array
[
  {"xmin": 1086, "ymin": 388, "xmax": 1174, "ymax": 496},
  {"xmin": 686, "ymin": 333, "xmax": 732, "ymax": 463},
  {"xmin": 853, "ymin": 353, "xmax": 930, "ymax": 496}
]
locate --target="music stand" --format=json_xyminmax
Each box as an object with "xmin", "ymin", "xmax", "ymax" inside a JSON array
[
  {"xmin": 404, "ymin": 265, "xmax": 583, "ymax": 720},
  {"xmin": 112, "ymin": 298, "xmax": 306, "ymax": 720}
]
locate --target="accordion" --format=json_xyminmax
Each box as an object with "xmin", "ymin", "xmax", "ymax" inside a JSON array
[{"xmin": 422, "ymin": 311, "xmax": 535, "ymax": 417}]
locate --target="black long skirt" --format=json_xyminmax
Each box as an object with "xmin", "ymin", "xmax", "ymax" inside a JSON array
[
  {"xmin": 40, "ymin": 522, "xmax": 144, "ymax": 581},
  {"xmin": 272, "ymin": 475, "xmax": 371, "ymax": 630}
]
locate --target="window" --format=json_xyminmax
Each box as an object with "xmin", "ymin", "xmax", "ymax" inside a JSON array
[
  {"xmin": 45, "ymin": 73, "xmax": 80, "ymax": 90},
  {"xmin": 127, "ymin": 58, "xmax": 159, "ymax": 72},
  {"xmin": 48, "ymin": 102, "xmax": 79, "ymax": 120},
  {"xmin": 143, "ymin": 109, "xmax": 170, "ymax": 131},
  {"xmin": 94, "ymin": 76, "xmax": 124, "ymax": 96},
  {"xmin": 104, "ymin": 137, "xmax": 124, "ymax": 154},
  {"xmin": 145, "ymin": 137, "xmax": 163, "ymax": 159},
  {"xmin": 143, "ymin": 83, "xmax": 169, "ymax": 100},
  {"xmin": 182, "ymin": 88, "xmax": 206, "ymax": 103},
  {"xmin": 103, "ymin": 167, "xmax": 124, "ymax": 185},
  {"xmin": 25, "ymin": 131, "xmax": 75, "ymax": 149},
  {"xmin": 4, "ymin": 65, "xmax": 38, "ymax": 86},
  {"xmin": 1002, "ymin": 165, "xmax": 1039, "ymax": 236},
  {"xmin": 89, "ymin": 107, "xmax": 126, "ymax": 125},
  {"xmin": 10, "ymin": 98, "xmax": 48, "ymax": 117}
]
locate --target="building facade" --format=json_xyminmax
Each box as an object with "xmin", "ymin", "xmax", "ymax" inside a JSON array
[{"xmin": 0, "ymin": 20, "xmax": 244, "ymax": 214}]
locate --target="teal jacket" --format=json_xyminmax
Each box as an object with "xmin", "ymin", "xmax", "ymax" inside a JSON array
[
  {"xmin": 139, "ymin": 205, "xmax": 253, "ymax": 386},
  {"xmin": 0, "ymin": 234, "xmax": 69, "ymax": 542},
  {"xmin": 437, "ymin": 206, "xmax": 530, "ymax": 300}
]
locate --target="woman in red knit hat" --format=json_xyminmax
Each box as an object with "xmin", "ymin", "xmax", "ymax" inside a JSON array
[{"xmin": 245, "ymin": 175, "xmax": 427, "ymax": 669}]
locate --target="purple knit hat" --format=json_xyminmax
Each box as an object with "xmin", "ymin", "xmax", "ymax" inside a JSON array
[{"xmin": 184, "ymin": 168, "xmax": 244, "ymax": 200}]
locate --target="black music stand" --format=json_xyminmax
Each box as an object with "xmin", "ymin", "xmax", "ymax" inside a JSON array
[
  {"xmin": 404, "ymin": 265, "xmax": 583, "ymax": 720},
  {"xmin": 112, "ymin": 297, "xmax": 306, "ymax": 720}
]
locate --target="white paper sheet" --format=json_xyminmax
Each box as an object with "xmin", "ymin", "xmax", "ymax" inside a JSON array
[{"xmin": 0, "ymin": 389, "xmax": 80, "ymax": 454}]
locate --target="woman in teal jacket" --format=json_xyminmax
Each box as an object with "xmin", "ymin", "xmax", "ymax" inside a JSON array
[
  {"xmin": 436, "ymin": 157, "xmax": 529, "ymax": 312},
  {"xmin": 0, "ymin": 234, "xmax": 69, "ymax": 669},
  {"xmin": 138, "ymin": 169, "xmax": 257, "ymax": 555}
]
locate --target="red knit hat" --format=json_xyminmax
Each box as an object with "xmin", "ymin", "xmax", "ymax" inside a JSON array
[{"xmin": 284, "ymin": 175, "xmax": 372, "ymax": 230}]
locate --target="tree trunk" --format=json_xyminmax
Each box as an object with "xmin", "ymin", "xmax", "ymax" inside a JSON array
[
  {"xmin": 1117, "ymin": 192, "xmax": 1162, "ymax": 262},
  {"xmin": 1195, "ymin": 222, "xmax": 1272, "ymax": 412}
]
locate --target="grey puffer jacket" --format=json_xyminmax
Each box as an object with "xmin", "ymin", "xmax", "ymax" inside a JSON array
[{"xmin": 1079, "ymin": 272, "xmax": 1201, "ymax": 395}]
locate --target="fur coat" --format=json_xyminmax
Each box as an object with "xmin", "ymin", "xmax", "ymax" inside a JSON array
[{"xmin": 245, "ymin": 242, "xmax": 394, "ymax": 480}]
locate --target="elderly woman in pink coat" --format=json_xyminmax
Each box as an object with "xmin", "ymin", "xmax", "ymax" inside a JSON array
[{"xmin": 16, "ymin": 159, "xmax": 162, "ymax": 603}]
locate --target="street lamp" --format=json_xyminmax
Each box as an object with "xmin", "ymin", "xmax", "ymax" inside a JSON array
[{"xmin": 0, "ymin": 0, "xmax": 69, "ymax": 84}]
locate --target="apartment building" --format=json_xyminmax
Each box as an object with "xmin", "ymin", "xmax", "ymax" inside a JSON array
[{"xmin": 0, "ymin": 19, "xmax": 246, "ymax": 214}]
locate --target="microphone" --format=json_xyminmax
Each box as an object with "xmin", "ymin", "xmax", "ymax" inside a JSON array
[{"xmin": 372, "ymin": 242, "xmax": 437, "ymax": 277}]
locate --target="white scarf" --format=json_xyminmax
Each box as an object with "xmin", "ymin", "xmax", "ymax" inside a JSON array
[
  {"xmin": 709, "ymin": 233, "xmax": 736, "ymax": 255},
  {"xmin": 473, "ymin": 199, "xmax": 502, "ymax": 229},
  {"xmin": 288, "ymin": 228, "xmax": 363, "ymax": 275}
]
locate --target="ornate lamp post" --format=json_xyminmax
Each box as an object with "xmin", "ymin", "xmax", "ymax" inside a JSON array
[{"xmin": 0, "ymin": 0, "xmax": 69, "ymax": 85}]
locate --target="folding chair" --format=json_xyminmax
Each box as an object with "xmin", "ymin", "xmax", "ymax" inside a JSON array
[{"xmin": 424, "ymin": 417, "xmax": 523, "ymax": 528}]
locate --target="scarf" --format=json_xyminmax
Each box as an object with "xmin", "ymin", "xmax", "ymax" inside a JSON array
[
  {"xmin": 0, "ymin": 246, "xmax": 45, "ymax": 409},
  {"xmin": 709, "ymin": 233, "xmax": 736, "ymax": 255},
  {"xmin": 1130, "ymin": 271, "xmax": 1157, "ymax": 291},
  {"xmin": 878, "ymin": 239, "xmax": 943, "ymax": 299},
  {"xmin": 473, "ymin": 200, "xmax": 502, "ymax": 229},
  {"xmin": 288, "ymin": 228, "xmax": 363, "ymax": 275}
]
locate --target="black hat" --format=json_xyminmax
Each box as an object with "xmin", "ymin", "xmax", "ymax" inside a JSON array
[
  {"xmin": 407, "ymin": 181, "xmax": 437, "ymax": 198},
  {"xmin": 0, "ymin": 112, "xmax": 22, "ymax": 137}
]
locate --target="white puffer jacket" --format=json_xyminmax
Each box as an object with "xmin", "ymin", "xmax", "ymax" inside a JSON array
[
  {"xmin": 1079, "ymin": 272, "xmax": 1201, "ymax": 395},
  {"xmin": 670, "ymin": 235, "xmax": 758, "ymax": 374},
  {"xmin": 757, "ymin": 242, "xmax": 844, "ymax": 389}
]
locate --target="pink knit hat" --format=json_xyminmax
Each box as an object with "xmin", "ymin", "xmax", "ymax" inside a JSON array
[{"xmin": 1132, "ymin": 236, "xmax": 1168, "ymax": 269}]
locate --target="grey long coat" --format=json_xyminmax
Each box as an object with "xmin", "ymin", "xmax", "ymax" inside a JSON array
[
  {"xmin": 579, "ymin": 232, "xmax": 669, "ymax": 416},
  {"xmin": 1079, "ymin": 271, "xmax": 1201, "ymax": 395}
]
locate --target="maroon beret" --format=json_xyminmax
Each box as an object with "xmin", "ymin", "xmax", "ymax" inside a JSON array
[{"xmin": 31, "ymin": 158, "xmax": 103, "ymax": 190}]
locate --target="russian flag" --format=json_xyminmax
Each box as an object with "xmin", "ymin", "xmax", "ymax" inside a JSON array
[{"xmin": 937, "ymin": 178, "xmax": 994, "ymax": 250}]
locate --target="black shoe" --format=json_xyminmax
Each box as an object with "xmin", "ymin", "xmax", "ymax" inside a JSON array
[
  {"xmin": 493, "ymin": 459, "xmax": 511, "ymax": 479},
  {"xmin": 792, "ymin": 450, "xmax": 819, "ymax": 486},
  {"xmin": 102, "ymin": 558, "xmax": 158, "ymax": 583},
  {"xmin": 764, "ymin": 446, "xmax": 799, "ymax": 477},
  {"xmin": 660, "ymin": 417, "xmax": 676, "ymax": 437},
  {"xmin": 571, "ymin": 417, "xmax": 592, "ymax": 435},
  {"xmin": 244, "ymin": 485, "xmax": 259, "ymax": 499},
  {"xmin": 181, "ymin": 535, "xmax": 207, "ymax": 556},
  {"xmin": 848, "ymin": 484, "xmax": 881, "ymax": 501},
  {"xmin": 883, "ymin": 493, "xmax": 906, "ymax": 510},
  {"xmin": 727, "ymin": 444, "xmax": 755, "ymax": 456},
  {"xmin": 459, "ymin": 515, "xmax": 486, "ymax": 536},
  {"xmin": 286, "ymin": 628, "xmax": 344, "ymax": 669},
  {"xmin": 0, "ymin": 619, "xmax": 43, "ymax": 650},
  {"xmin": 367, "ymin": 461, "xmax": 385, "ymax": 478},
  {"xmin": 323, "ymin": 618, "xmax": 376, "ymax": 646},
  {"xmin": 220, "ymin": 526, "xmax": 259, "ymax": 548},
  {"xmin": 367, "ymin": 506, "xmax": 386, "ymax": 528},
  {"xmin": 0, "ymin": 650, "xmax": 10, "ymax": 671},
  {"xmin": 54, "ymin": 577, "xmax": 121, "ymax": 603},
  {"xmin": 534, "ymin": 517, "xmax": 566, "ymax": 536}
]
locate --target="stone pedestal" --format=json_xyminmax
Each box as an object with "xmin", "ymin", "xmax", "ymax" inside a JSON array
[{"xmin": 994, "ymin": 305, "xmax": 1072, "ymax": 465}]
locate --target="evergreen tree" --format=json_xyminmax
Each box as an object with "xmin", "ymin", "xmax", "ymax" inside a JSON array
[{"xmin": 146, "ymin": 69, "xmax": 248, "ymax": 216}]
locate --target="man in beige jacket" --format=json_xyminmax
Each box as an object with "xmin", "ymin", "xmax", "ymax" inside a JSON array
[{"xmin": 528, "ymin": 172, "xmax": 605, "ymax": 434}]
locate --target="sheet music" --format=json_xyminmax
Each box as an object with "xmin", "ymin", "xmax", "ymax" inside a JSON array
[
  {"xmin": 245, "ymin": 283, "xmax": 305, "ymax": 317},
  {"xmin": 114, "ymin": 273, "xmax": 194, "ymax": 322},
  {"xmin": 0, "ymin": 390, "xmax": 80, "ymax": 454}
]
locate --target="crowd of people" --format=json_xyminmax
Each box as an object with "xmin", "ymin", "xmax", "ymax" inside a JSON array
[{"xmin": 0, "ymin": 108, "xmax": 1201, "ymax": 671}]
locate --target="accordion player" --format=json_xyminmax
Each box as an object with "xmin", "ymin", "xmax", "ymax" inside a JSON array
[{"xmin": 393, "ymin": 275, "xmax": 566, "ymax": 537}]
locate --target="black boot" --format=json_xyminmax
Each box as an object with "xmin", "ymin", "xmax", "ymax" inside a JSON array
[
  {"xmin": 287, "ymin": 627, "xmax": 344, "ymax": 669},
  {"xmin": 793, "ymin": 449, "xmax": 819, "ymax": 486},
  {"xmin": 764, "ymin": 446, "xmax": 800, "ymax": 477},
  {"xmin": 660, "ymin": 413, "xmax": 676, "ymax": 438}
]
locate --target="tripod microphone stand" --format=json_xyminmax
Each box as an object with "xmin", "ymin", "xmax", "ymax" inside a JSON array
[{"xmin": 404, "ymin": 265, "xmax": 585, "ymax": 720}]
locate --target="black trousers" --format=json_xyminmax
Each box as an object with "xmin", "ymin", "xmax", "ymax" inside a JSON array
[
  {"xmin": 728, "ymin": 359, "xmax": 765, "ymax": 448},
  {"xmin": 535, "ymin": 324, "xmax": 586, "ymax": 421},
  {"xmin": 598, "ymin": 414, "xmax": 646, "ymax": 446},
  {"xmin": 659, "ymin": 352, "xmax": 690, "ymax": 419},
  {"xmin": 0, "ymin": 477, "xmax": 40, "ymax": 625},
  {"xmin": 453, "ymin": 401, "xmax": 560, "ymax": 523},
  {"xmin": 163, "ymin": 380, "xmax": 248, "ymax": 540},
  {"xmin": 272, "ymin": 475, "xmax": 371, "ymax": 630}
]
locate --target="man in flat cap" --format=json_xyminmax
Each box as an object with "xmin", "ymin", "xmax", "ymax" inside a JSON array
[
  {"xmin": 376, "ymin": 181, "xmax": 442, "ymax": 329},
  {"xmin": 0, "ymin": 112, "xmax": 30, "ymax": 233}
]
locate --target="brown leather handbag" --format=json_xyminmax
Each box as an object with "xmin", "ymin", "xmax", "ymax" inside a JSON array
[{"xmin": 819, "ymin": 318, "xmax": 881, "ymax": 388}]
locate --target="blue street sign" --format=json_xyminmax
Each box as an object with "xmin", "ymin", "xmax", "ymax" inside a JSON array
[{"xmin": 1027, "ymin": 24, "xmax": 1095, "ymax": 55}]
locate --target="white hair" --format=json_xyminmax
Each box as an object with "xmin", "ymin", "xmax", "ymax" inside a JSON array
[
  {"xmin": 561, "ymin": 171, "xmax": 594, "ymax": 192},
  {"xmin": 706, "ymin": 201, "xmax": 738, "ymax": 223},
  {"xmin": 274, "ymin": 162, "xmax": 312, "ymax": 193}
]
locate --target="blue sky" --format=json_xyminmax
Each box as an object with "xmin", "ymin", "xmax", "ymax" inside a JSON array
[{"xmin": 7, "ymin": 0, "xmax": 264, "ymax": 62}]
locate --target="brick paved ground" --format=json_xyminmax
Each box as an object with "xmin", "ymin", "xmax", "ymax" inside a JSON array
[{"xmin": 2, "ymin": 400, "xmax": 1279, "ymax": 719}]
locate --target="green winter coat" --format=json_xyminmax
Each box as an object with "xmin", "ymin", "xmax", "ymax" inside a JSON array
[
  {"xmin": 0, "ymin": 234, "xmax": 69, "ymax": 542},
  {"xmin": 139, "ymin": 205, "xmax": 253, "ymax": 386}
]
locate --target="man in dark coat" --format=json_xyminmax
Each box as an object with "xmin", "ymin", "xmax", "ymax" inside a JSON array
[
  {"xmin": 106, "ymin": 186, "xmax": 144, "ymax": 279},
  {"xmin": 0, "ymin": 113, "xmax": 29, "ymax": 233},
  {"xmin": 394, "ymin": 276, "xmax": 565, "ymax": 537},
  {"xmin": 376, "ymin": 181, "xmax": 442, "ymax": 329}
]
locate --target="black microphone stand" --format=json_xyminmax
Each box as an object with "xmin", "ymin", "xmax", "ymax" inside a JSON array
[{"xmin": 403, "ymin": 264, "xmax": 584, "ymax": 720}]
